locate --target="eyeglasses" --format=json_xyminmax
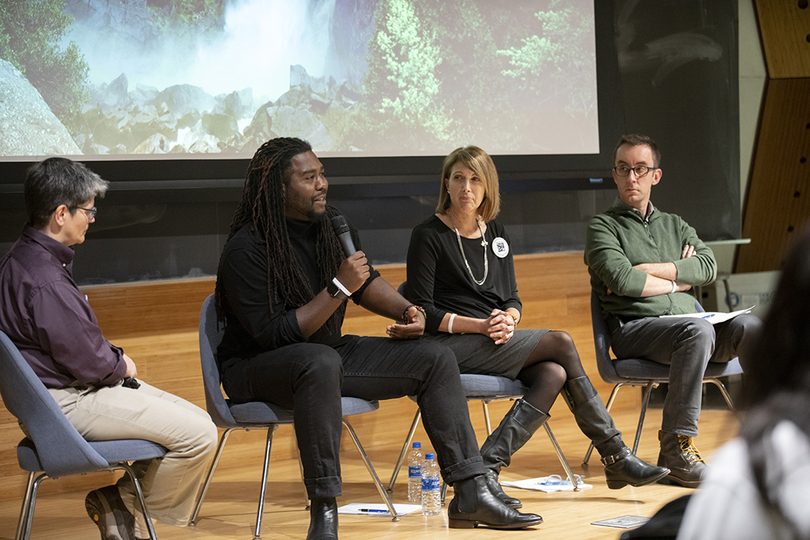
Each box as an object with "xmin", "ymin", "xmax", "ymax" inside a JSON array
[
  {"xmin": 613, "ymin": 165, "xmax": 659, "ymax": 178},
  {"xmin": 75, "ymin": 206, "xmax": 97, "ymax": 219}
]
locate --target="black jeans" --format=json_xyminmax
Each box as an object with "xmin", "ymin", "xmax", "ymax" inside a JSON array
[{"xmin": 222, "ymin": 335, "xmax": 484, "ymax": 499}]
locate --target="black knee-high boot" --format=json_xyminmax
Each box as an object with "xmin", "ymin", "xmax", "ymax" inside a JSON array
[
  {"xmin": 479, "ymin": 399, "xmax": 550, "ymax": 508},
  {"xmin": 562, "ymin": 376, "xmax": 669, "ymax": 489}
]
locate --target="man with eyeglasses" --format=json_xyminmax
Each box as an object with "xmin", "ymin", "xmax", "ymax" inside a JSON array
[
  {"xmin": 584, "ymin": 134, "xmax": 761, "ymax": 488},
  {"xmin": 0, "ymin": 157, "xmax": 217, "ymax": 540}
]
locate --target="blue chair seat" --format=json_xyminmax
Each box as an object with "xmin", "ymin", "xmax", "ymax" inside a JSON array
[
  {"xmin": 16, "ymin": 437, "xmax": 167, "ymax": 475},
  {"xmin": 460, "ymin": 373, "xmax": 526, "ymax": 397},
  {"xmin": 612, "ymin": 356, "xmax": 743, "ymax": 382},
  {"xmin": 226, "ymin": 400, "xmax": 296, "ymax": 425},
  {"xmin": 387, "ymin": 373, "xmax": 579, "ymax": 494}
]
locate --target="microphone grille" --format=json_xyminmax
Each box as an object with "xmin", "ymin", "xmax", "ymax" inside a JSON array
[{"xmin": 331, "ymin": 215, "xmax": 350, "ymax": 235}]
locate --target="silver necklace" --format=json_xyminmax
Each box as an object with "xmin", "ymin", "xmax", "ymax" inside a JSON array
[{"xmin": 449, "ymin": 214, "xmax": 488, "ymax": 286}]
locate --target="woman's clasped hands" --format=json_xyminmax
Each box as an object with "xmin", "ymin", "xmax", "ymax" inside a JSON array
[{"xmin": 485, "ymin": 309, "xmax": 515, "ymax": 345}]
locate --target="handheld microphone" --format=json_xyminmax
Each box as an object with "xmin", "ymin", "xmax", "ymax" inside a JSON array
[{"xmin": 331, "ymin": 215, "xmax": 356, "ymax": 257}]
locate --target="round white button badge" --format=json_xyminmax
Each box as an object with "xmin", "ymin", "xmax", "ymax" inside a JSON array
[{"xmin": 492, "ymin": 237, "xmax": 509, "ymax": 258}]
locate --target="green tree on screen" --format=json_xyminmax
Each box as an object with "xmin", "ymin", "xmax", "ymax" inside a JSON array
[
  {"xmin": 359, "ymin": 0, "xmax": 449, "ymax": 150},
  {"xmin": 352, "ymin": 0, "xmax": 567, "ymax": 152},
  {"xmin": 497, "ymin": 0, "xmax": 596, "ymax": 114},
  {"xmin": 0, "ymin": 0, "xmax": 89, "ymax": 134}
]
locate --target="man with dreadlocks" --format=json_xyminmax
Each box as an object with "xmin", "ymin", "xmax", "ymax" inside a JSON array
[{"xmin": 215, "ymin": 137, "xmax": 543, "ymax": 538}]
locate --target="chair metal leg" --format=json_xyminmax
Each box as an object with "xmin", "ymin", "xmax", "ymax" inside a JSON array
[
  {"xmin": 189, "ymin": 427, "xmax": 236, "ymax": 526},
  {"xmin": 706, "ymin": 378, "xmax": 741, "ymax": 420},
  {"xmin": 16, "ymin": 471, "xmax": 42, "ymax": 540},
  {"xmin": 342, "ymin": 418, "xmax": 399, "ymax": 521},
  {"xmin": 22, "ymin": 473, "xmax": 47, "ymax": 540},
  {"xmin": 543, "ymin": 423, "xmax": 580, "ymax": 491},
  {"xmin": 602, "ymin": 383, "xmax": 623, "ymax": 414},
  {"xmin": 631, "ymin": 381, "xmax": 657, "ymax": 454},
  {"xmin": 481, "ymin": 400, "xmax": 494, "ymax": 434},
  {"xmin": 253, "ymin": 427, "xmax": 276, "ymax": 540},
  {"xmin": 386, "ymin": 408, "xmax": 422, "ymax": 493},
  {"xmin": 583, "ymin": 383, "xmax": 624, "ymax": 465},
  {"xmin": 121, "ymin": 461, "xmax": 159, "ymax": 540}
]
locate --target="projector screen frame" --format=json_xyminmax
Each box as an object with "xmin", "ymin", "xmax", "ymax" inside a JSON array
[{"xmin": 0, "ymin": 1, "xmax": 623, "ymax": 206}]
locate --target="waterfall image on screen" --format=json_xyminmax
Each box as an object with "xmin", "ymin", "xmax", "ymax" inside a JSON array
[{"xmin": 0, "ymin": 0, "xmax": 598, "ymax": 160}]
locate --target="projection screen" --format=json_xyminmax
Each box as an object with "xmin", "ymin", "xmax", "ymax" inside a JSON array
[{"xmin": 0, "ymin": 0, "xmax": 605, "ymax": 161}]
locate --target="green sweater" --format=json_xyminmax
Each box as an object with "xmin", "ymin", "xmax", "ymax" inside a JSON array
[{"xmin": 585, "ymin": 198, "xmax": 717, "ymax": 318}]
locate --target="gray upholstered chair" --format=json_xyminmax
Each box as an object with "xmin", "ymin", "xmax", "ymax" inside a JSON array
[
  {"xmin": 387, "ymin": 373, "xmax": 579, "ymax": 494},
  {"xmin": 583, "ymin": 290, "xmax": 743, "ymax": 465},
  {"xmin": 0, "ymin": 330, "xmax": 168, "ymax": 540},
  {"xmin": 190, "ymin": 294, "xmax": 398, "ymax": 538}
]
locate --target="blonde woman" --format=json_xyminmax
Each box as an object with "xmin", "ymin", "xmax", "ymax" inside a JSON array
[{"xmin": 394, "ymin": 146, "xmax": 668, "ymax": 509}]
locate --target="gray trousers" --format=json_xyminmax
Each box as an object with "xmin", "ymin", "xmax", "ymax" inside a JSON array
[
  {"xmin": 49, "ymin": 381, "xmax": 217, "ymax": 528},
  {"xmin": 609, "ymin": 314, "xmax": 760, "ymax": 437}
]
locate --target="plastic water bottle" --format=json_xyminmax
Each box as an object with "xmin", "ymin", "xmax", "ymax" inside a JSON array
[
  {"xmin": 407, "ymin": 442, "xmax": 423, "ymax": 503},
  {"xmin": 421, "ymin": 453, "xmax": 441, "ymax": 516}
]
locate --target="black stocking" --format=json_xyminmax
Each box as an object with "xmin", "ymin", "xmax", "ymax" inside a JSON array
[{"xmin": 517, "ymin": 331, "xmax": 587, "ymax": 412}]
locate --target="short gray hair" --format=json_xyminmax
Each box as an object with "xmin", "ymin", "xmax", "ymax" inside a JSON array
[{"xmin": 25, "ymin": 157, "xmax": 109, "ymax": 229}]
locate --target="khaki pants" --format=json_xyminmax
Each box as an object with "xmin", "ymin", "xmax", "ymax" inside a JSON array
[{"xmin": 49, "ymin": 381, "xmax": 217, "ymax": 527}]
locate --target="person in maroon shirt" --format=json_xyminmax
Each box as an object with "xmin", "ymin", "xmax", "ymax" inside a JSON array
[{"xmin": 0, "ymin": 157, "xmax": 217, "ymax": 540}]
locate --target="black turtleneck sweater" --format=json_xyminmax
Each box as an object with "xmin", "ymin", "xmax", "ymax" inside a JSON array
[{"xmin": 216, "ymin": 214, "xmax": 378, "ymax": 374}]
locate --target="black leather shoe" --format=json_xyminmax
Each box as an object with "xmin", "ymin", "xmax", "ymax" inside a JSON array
[
  {"xmin": 484, "ymin": 470, "xmax": 521, "ymax": 509},
  {"xmin": 307, "ymin": 497, "xmax": 338, "ymax": 540},
  {"xmin": 602, "ymin": 446, "xmax": 670, "ymax": 489},
  {"xmin": 448, "ymin": 475, "xmax": 543, "ymax": 529}
]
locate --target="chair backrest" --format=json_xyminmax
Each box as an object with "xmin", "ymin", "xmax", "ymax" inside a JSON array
[
  {"xmin": 0, "ymin": 331, "xmax": 109, "ymax": 477},
  {"xmin": 589, "ymin": 291, "xmax": 624, "ymax": 384},
  {"xmin": 199, "ymin": 294, "xmax": 239, "ymax": 428}
]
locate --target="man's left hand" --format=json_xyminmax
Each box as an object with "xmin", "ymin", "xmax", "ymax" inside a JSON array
[
  {"xmin": 681, "ymin": 244, "xmax": 696, "ymax": 259},
  {"xmin": 386, "ymin": 305, "xmax": 425, "ymax": 339}
]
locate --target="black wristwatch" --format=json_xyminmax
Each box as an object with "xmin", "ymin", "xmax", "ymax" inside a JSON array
[{"xmin": 327, "ymin": 278, "xmax": 350, "ymax": 301}]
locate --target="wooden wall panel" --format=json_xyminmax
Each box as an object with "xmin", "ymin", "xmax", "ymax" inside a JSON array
[
  {"xmin": 738, "ymin": 78, "xmax": 810, "ymax": 272},
  {"xmin": 755, "ymin": 0, "xmax": 810, "ymax": 79},
  {"xmin": 84, "ymin": 277, "xmax": 216, "ymax": 339},
  {"xmin": 740, "ymin": 2, "xmax": 810, "ymax": 271},
  {"xmin": 0, "ymin": 252, "xmax": 626, "ymax": 504}
]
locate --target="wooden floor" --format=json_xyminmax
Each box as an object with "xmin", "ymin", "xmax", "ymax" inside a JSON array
[
  {"xmin": 0, "ymin": 403, "xmax": 739, "ymax": 540},
  {"xmin": 0, "ymin": 254, "xmax": 741, "ymax": 539}
]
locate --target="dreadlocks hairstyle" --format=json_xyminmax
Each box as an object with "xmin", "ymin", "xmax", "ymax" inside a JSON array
[{"xmin": 215, "ymin": 137, "xmax": 347, "ymax": 334}]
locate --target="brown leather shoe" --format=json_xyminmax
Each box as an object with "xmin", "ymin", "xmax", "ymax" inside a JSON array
[{"xmin": 656, "ymin": 430, "xmax": 707, "ymax": 488}]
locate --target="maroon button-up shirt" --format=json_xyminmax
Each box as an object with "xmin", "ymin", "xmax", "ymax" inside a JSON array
[{"xmin": 0, "ymin": 225, "xmax": 126, "ymax": 388}]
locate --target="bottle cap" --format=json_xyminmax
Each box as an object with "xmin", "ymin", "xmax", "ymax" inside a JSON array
[
  {"xmin": 412, "ymin": 442, "xmax": 421, "ymax": 448},
  {"xmin": 425, "ymin": 453, "xmax": 435, "ymax": 459}
]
